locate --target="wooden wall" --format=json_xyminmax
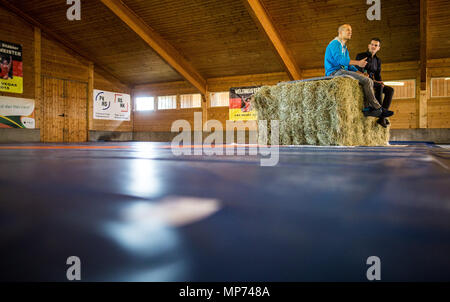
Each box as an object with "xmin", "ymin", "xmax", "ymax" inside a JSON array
[
  {"xmin": 428, "ymin": 59, "xmax": 450, "ymax": 128},
  {"xmin": 132, "ymin": 72, "xmax": 291, "ymax": 133},
  {"xmin": 133, "ymin": 81, "xmax": 199, "ymax": 132},
  {"xmin": 0, "ymin": 5, "xmax": 132, "ymax": 141},
  {"xmin": 1, "ymin": 4, "xmax": 449, "ymax": 141},
  {"xmin": 132, "ymin": 60, "xmax": 450, "ymax": 132}
]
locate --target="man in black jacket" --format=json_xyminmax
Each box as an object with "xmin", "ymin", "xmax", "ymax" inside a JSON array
[{"xmin": 356, "ymin": 38, "xmax": 394, "ymax": 128}]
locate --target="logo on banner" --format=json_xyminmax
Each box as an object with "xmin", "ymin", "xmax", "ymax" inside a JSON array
[{"xmin": 96, "ymin": 91, "xmax": 111, "ymax": 110}]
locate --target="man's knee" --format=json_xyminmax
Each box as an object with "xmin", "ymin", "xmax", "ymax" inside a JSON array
[
  {"xmin": 361, "ymin": 77, "xmax": 372, "ymax": 86},
  {"xmin": 384, "ymin": 85, "xmax": 394, "ymax": 96}
]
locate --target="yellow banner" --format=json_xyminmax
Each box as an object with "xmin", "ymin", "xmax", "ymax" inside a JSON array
[
  {"xmin": 229, "ymin": 108, "xmax": 258, "ymax": 121},
  {"xmin": 0, "ymin": 76, "xmax": 23, "ymax": 94}
]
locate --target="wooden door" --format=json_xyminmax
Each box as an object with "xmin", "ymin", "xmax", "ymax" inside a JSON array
[
  {"xmin": 42, "ymin": 77, "xmax": 88, "ymax": 143},
  {"xmin": 42, "ymin": 77, "xmax": 65, "ymax": 142},
  {"xmin": 64, "ymin": 81, "xmax": 87, "ymax": 142}
]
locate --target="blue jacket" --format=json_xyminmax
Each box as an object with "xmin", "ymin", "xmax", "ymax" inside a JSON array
[{"xmin": 324, "ymin": 38, "xmax": 358, "ymax": 76}]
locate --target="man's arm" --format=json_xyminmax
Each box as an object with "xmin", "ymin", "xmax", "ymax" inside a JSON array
[
  {"xmin": 355, "ymin": 53, "xmax": 366, "ymax": 72},
  {"xmin": 330, "ymin": 42, "xmax": 367, "ymax": 68}
]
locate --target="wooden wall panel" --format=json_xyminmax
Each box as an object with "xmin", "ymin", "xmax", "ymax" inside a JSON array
[
  {"xmin": 41, "ymin": 34, "xmax": 88, "ymax": 82},
  {"xmin": 427, "ymin": 60, "xmax": 450, "ymax": 128},
  {"xmin": 428, "ymin": 98, "xmax": 450, "ymax": 128},
  {"xmin": 134, "ymin": 108, "xmax": 202, "ymax": 132}
]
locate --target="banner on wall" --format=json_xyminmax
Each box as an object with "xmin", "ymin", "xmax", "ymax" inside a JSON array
[
  {"xmin": 0, "ymin": 96, "xmax": 35, "ymax": 129},
  {"xmin": 0, "ymin": 41, "xmax": 23, "ymax": 94},
  {"xmin": 93, "ymin": 89, "xmax": 131, "ymax": 121},
  {"xmin": 229, "ymin": 86, "xmax": 260, "ymax": 121}
]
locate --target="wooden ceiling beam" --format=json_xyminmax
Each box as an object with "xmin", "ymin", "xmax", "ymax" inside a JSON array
[
  {"xmin": 100, "ymin": 0, "xmax": 207, "ymax": 95},
  {"xmin": 244, "ymin": 0, "xmax": 302, "ymax": 80},
  {"xmin": 0, "ymin": 0, "xmax": 129, "ymax": 87}
]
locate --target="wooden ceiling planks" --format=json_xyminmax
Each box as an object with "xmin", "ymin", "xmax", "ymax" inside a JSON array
[
  {"xmin": 261, "ymin": 0, "xmax": 421, "ymax": 68},
  {"xmin": 122, "ymin": 0, "xmax": 285, "ymax": 78},
  {"xmin": 100, "ymin": 0, "xmax": 207, "ymax": 94},
  {"xmin": 5, "ymin": 0, "xmax": 450, "ymax": 86},
  {"xmin": 7, "ymin": 0, "xmax": 183, "ymax": 85},
  {"xmin": 428, "ymin": 0, "xmax": 450, "ymax": 60}
]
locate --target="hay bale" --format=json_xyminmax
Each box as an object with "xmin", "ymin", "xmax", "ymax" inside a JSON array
[{"xmin": 253, "ymin": 77, "xmax": 390, "ymax": 146}]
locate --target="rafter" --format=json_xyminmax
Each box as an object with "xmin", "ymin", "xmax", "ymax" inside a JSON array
[
  {"xmin": 100, "ymin": 0, "xmax": 207, "ymax": 95},
  {"xmin": 244, "ymin": 0, "xmax": 302, "ymax": 80}
]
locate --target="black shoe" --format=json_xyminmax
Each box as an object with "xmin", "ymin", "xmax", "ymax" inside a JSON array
[
  {"xmin": 377, "ymin": 117, "xmax": 388, "ymax": 128},
  {"xmin": 380, "ymin": 108, "xmax": 394, "ymax": 118},
  {"xmin": 363, "ymin": 107, "xmax": 382, "ymax": 117}
]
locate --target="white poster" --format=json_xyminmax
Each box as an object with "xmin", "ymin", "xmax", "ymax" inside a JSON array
[
  {"xmin": 93, "ymin": 89, "xmax": 130, "ymax": 121},
  {"xmin": 0, "ymin": 96, "xmax": 35, "ymax": 129}
]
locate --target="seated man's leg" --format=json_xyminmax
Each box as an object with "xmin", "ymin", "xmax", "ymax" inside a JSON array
[
  {"xmin": 382, "ymin": 85, "xmax": 394, "ymax": 110},
  {"xmin": 373, "ymin": 81, "xmax": 383, "ymax": 105},
  {"xmin": 334, "ymin": 69, "xmax": 381, "ymax": 109}
]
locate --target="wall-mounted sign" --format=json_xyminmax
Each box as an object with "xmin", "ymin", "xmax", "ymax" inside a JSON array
[
  {"xmin": 93, "ymin": 89, "xmax": 130, "ymax": 121},
  {"xmin": 229, "ymin": 86, "xmax": 260, "ymax": 121},
  {"xmin": 0, "ymin": 96, "xmax": 35, "ymax": 128},
  {"xmin": 0, "ymin": 41, "xmax": 23, "ymax": 94}
]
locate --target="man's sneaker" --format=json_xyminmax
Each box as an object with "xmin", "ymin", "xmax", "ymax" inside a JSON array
[
  {"xmin": 377, "ymin": 117, "xmax": 389, "ymax": 128},
  {"xmin": 362, "ymin": 107, "xmax": 382, "ymax": 117},
  {"xmin": 380, "ymin": 108, "xmax": 394, "ymax": 118}
]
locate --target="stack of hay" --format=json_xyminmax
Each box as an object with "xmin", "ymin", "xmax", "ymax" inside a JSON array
[{"xmin": 252, "ymin": 77, "xmax": 390, "ymax": 146}]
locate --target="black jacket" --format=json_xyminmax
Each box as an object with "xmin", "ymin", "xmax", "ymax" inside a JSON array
[{"xmin": 355, "ymin": 51, "xmax": 382, "ymax": 81}]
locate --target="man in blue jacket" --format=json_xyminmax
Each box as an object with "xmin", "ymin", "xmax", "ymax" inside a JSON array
[{"xmin": 324, "ymin": 24, "xmax": 393, "ymax": 119}]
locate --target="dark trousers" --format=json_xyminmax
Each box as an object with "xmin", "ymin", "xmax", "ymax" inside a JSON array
[{"xmin": 373, "ymin": 82, "xmax": 394, "ymax": 110}]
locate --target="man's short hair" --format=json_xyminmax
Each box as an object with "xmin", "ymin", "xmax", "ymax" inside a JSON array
[
  {"xmin": 371, "ymin": 38, "xmax": 381, "ymax": 44},
  {"xmin": 338, "ymin": 24, "xmax": 351, "ymax": 33}
]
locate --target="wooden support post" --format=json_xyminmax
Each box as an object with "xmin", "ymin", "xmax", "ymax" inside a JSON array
[
  {"xmin": 34, "ymin": 27, "xmax": 41, "ymax": 131},
  {"xmin": 202, "ymin": 94, "xmax": 209, "ymax": 136},
  {"xmin": 419, "ymin": 0, "xmax": 428, "ymax": 128},
  {"xmin": 88, "ymin": 62, "xmax": 94, "ymax": 141}
]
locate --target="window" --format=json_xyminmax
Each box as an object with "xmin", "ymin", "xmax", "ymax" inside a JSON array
[
  {"xmin": 180, "ymin": 94, "xmax": 202, "ymax": 108},
  {"xmin": 135, "ymin": 96, "xmax": 154, "ymax": 111},
  {"xmin": 384, "ymin": 80, "xmax": 416, "ymax": 99},
  {"xmin": 210, "ymin": 92, "xmax": 229, "ymax": 107},
  {"xmin": 157, "ymin": 95, "xmax": 177, "ymax": 110},
  {"xmin": 431, "ymin": 77, "xmax": 450, "ymax": 98}
]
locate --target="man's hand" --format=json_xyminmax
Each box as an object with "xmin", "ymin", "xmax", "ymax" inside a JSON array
[{"xmin": 357, "ymin": 57, "xmax": 367, "ymax": 68}]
